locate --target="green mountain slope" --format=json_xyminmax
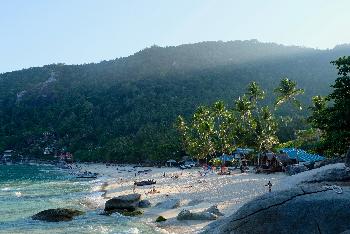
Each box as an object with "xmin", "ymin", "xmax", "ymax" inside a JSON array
[{"xmin": 0, "ymin": 40, "xmax": 349, "ymax": 162}]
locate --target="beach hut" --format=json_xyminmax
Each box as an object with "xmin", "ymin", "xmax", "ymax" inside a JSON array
[
  {"xmin": 280, "ymin": 148, "xmax": 325, "ymax": 163},
  {"xmin": 256, "ymin": 152, "xmax": 288, "ymax": 173},
  {"xmin": 166, "ymin": 159, "xmax": 177, "ymax": 167},
  {"xmin": 219, "ymin": 154, "xmax": 235, "ymax": 162},
  {"xmin": 232, "ymin": 148, "xmax": 254, "ymax": 159}
]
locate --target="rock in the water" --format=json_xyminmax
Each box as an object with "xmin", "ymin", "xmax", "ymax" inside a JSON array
[
  {"xmin": 138, "ymin": 199, "xmax": 151, "ymax": 208},
  {"xmin": 205, "ymin": 186, "xmax": 350, "ymax": 234},
  {"xmin": 32, "ymin": 208, "xmax": 84, "ymax": 222},
  {"xmin": 155, "ymin": 198, "xmax": 181, "ymax": 209},
  {"xmin": 104, "ymin": 193, "xmax": 141, "ymax": 212},
  {"xmin": 177, "ymin": 209, "xmax": 218, "ymax": 221},
  {"xmin": 204, "ymin": 205, "xmax": 224, "ymax": 216}
]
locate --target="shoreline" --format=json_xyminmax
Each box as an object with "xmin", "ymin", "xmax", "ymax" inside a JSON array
[
  {"xmin": 1, "ymin": 162, "xmax": 288, "ymax": 233},
  {"xmin": 74, "ymin": 163, "xmax": 287, "ymax": 233}
]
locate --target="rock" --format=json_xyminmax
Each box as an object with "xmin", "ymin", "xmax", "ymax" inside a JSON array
[
  {"xmin": 285, "ymin": 164, "xmax": 307, "ymax": 175},
  {"xmin": 204, "ymin": 205, "xmax": 224, "ymax": 216},
  {"xmin": 205, "ymin": 186, "xmax": 350, "ymax": 234},
  {"xmin": 138, "ymin": 199, "xmax": 151, "ymax": 208},
  {"xmin": 314, "ymin": 157, "xmax": 344, "ymax": 168},
  {"xmin": 156, "ymin": 216, "xmax": 167, "ymax": 222},
  {"xmin": 177, "ymin": 209, "xmax": 218, "ymax": 221},
  {"xmin": 104, "ymin": 193, "xmax": 141, "ymax": 212},
  {"xmin": 346, "ymin": 147, "xmax": 350, "ymax": 167},
  {"xmin": 32, "ymin": 208, "xmax": 84, "ymax": 222},
  {"xmin": 155, "ymin": 198, "xmax": 181, "ymax": 209},
  {"xmin": 307, "ymin": 164, "xmax": 350, "ymax": 183}
]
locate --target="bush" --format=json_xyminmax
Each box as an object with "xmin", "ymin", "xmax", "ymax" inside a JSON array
[{"xmin": 155, "ymin": 216, "xmax": 167, "ymax": 222}]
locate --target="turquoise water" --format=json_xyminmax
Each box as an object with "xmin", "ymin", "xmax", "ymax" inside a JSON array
[{"xmin": 0, "ymin": 164, "xmax": 157, "ymax": 234}]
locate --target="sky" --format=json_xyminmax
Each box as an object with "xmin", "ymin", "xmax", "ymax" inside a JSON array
[{"xmin": 1, "ymin": 0, "xmax": 349, "ymax": 73}]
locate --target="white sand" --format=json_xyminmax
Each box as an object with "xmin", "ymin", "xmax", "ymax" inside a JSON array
[{"xmin": 75, "ymin": 163, "xmax": 287, "ymax": 233}]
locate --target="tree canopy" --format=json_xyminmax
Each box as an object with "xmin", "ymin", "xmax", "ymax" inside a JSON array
[{"xmin": 0, "ymin": 40, "xmax": 349, "ymax": 162}]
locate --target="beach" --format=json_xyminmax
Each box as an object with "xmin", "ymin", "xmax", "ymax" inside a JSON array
[{"xmin": 76, "ymin": 163, "xmax": 287, "ymax": 233}]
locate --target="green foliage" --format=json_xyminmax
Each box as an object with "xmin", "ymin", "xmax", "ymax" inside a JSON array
[
  {"xmin": 309, "ymin": 56, "xmax": 350, "ymax": 155},
  {"xmin": 177, "ymin": 81, "xmax": 282, "ymax": 158},
  {"xmin": 155, "ymin": 216, "xmax": 167, "ymax": 222},
  {"xmin": 118, "ymin": 209, "xmax": 143, "ymax": 217},
  {"xmin": 0, "ymin": 41, "xmax": 347, "ymax": 162}
]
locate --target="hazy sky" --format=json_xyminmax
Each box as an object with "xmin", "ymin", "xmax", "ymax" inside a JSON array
[{"xmin": 1, "ymin": 0, "xmax": 349, "ymax": 73}]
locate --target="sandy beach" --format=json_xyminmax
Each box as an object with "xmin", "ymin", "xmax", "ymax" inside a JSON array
[{"xmin": 74, "ymin": 163, "xmax": 287, "ymax": 233}]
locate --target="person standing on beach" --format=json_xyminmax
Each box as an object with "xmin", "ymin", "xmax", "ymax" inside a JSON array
[{"xmin": 265, "ymin": 181, "xmax": 272, "ymax": 192}]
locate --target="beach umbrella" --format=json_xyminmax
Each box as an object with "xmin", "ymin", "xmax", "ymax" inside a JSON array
[{"xmin": 166, "ymin": 159, "xmax": 177, "ymax": 166}]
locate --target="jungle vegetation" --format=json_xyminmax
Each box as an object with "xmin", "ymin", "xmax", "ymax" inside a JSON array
[{"xmin": 0, "ymin": 40, "xmax": 349, "ymax": 162}]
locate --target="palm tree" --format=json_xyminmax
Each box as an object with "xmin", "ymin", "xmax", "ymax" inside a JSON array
[
  {"xmin": 246, "ymin": 81, "xmax": 265, "ymax": 104},
  {"xmin": 212, "ymin": 101, "xmax": 236, "ymax": 154},
  {"xmin": 235, "ymin": 95, "xmax": 253, "ymax": 119},
  {"xmin": 274, "ymin": 78, "xmax": 304, "ymax": 110},
  {"xmin": 254, "ymin": 106, "xmax": 279, "ymax": 151}
]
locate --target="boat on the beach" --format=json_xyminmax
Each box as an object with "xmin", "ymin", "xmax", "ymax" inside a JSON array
[{"xmin": 75, "ymin": 172, "xmax": 98, "ymax": 179}]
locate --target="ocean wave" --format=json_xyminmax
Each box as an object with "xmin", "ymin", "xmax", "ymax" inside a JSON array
[{"xmin": 1, "ymin": 187, "xmax": 11, "ymax": 191}]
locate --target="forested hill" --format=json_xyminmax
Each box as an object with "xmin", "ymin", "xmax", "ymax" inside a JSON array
[{"xmin": 1, "ymin": 40, "xmax": 349, "ymax": 162}]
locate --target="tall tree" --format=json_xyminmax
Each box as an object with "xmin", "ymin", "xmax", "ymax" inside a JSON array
[{"xmin": 309, "ymin": 56, "xmax": 350, "ymax": 155}]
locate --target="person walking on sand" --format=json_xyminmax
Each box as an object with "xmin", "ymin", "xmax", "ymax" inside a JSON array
[{"xmin": 265, "ymin": 181, "xmax": 272, "ymax": 192}]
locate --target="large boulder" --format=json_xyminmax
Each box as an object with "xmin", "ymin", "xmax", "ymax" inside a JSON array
[
  {"xmin": 155, "ymin": 198, "xmax": 181, "ymax": 209},
  {"xmin": 177, "ymin": 209, "xmax": 218, "ymax": 221},
  {"xmin": 204, "ymin": 185, "xmax": 350, "ymax": 234},
  {"xmin": 104, "ymin": 193, "xmax": 141, "ymax": 212},
  {"xmin": 314, "ymin": 158, "xmax": 344, "ymax": 168},
  {"xmin": 32, "ymin": 208, "xmax": 84, "ymax": 222}
]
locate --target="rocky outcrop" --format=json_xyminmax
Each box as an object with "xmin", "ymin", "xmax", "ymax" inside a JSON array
[
  {"xmin": 138, "ymin": 199, "xmax": 151, "ymax": 208},
  {"xmin": 314, "ymin": 157, "xmax": 344, "ymax": 168},
  {"xmin": 204, "ymin": 185, "xmax": 350, "ymax": 234},
  {"xmin": 277, "ymin": 163, "xmax": 350, "ymax": 191},
  {"xmin": 104, "ymin": 193, "xmax": 141, "ymax": 212},
  {"xmin": 177, "ymin": 209, "xmax": 218, "ymax": 221},
  {"xmin": 32, "ymin": 208, "xmax": 84, "ymax": 222},
  {"xmin": 155, "ymin": 198, "xmax": 181, "ymax": 209}
]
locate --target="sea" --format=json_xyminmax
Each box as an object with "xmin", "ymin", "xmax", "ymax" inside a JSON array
[{"xmin": 0, "ymin": 164, "xmax": 157, "ymax": 234}]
